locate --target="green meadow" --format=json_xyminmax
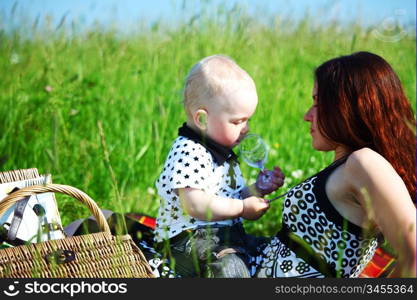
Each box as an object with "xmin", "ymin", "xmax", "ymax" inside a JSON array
[{"xmin": 0, "ymin": 4, "xmax": 415, "ymax": 238}]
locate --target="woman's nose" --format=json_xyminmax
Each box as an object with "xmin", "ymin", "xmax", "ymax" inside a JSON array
[{"xmin": 304, "ymin": 107, "xmax": 313, "ymax": 122}]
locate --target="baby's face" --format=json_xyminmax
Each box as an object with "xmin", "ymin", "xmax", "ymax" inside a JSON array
[{"xmin": 205, "ymin": 87, "xmax": 258, "ymax": 148}]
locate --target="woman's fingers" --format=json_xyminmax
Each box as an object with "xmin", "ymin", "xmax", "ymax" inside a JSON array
[{"xmin": 273, "ymin": 166, "xmax": 285, "ymax": 179}]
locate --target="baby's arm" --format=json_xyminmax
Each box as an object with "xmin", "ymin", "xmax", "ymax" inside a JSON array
[{"xmin": 178, "ymin": 188, "xmax": 269, "ymax": 221}]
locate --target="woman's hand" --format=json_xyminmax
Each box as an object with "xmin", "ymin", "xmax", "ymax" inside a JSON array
[{"xmin": 255, "ymin": 166, "xmax": 285, "ymax": 196}]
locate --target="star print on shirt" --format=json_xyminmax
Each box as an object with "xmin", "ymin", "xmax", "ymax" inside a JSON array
[{"xmin": 154, "ymin": 133, "xmax": 245, "ymax": 242}]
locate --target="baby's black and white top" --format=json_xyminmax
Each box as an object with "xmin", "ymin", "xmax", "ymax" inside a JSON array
[
  {"xmin": 251, "ymin": 156, "xmax": 379, "ymax": 278},
  {"xmin": 154, "ymin": 123, "xmax": 245, "ymax": 243}
]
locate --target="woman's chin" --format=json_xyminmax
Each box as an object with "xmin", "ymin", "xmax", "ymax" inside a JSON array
[{"xmin": 312, "ymin": 142, "xmax": 335, "ymax": 152}]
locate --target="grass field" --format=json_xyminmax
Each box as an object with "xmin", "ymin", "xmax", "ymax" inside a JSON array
[{"xmin": 0, "ymin": 3, "xmax": 415, "ymax": 238}]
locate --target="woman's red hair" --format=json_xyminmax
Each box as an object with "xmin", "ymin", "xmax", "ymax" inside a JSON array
[{"xmin": 315, "ymin": 51, "xmax": 416, "ymax": 202}]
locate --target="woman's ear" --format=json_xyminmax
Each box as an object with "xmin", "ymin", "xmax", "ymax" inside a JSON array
[{"xmin": 193, "ymin": 109, "xmax": 208, "ymax": 131}]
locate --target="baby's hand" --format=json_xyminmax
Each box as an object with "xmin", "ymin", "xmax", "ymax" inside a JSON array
[
  {"xmin": 255, "ymin": 166, "xmax": 285, "ymax": 196},
  {"xmin": 241, "ymin": 196, "xmax": 270, "ymax": 220}
]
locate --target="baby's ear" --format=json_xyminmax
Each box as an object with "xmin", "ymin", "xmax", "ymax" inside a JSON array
[{"xmin": 194, "ymin": 109, "xmax": 208, "ymax": 131}]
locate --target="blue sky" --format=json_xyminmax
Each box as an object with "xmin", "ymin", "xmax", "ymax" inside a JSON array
[{"xmin": 1, "ymin": 0, "xmax": 415, "ymax": 32}]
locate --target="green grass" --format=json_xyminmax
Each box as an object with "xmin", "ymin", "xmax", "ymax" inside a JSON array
[{"xmin": 0, "ymin": 3, "xmax": 415, "ymax": 238}]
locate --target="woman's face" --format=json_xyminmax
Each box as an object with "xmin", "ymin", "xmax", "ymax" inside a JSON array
[{"xmin": 304, "ymin": 82, "xmax": 336, "ymax": 152}]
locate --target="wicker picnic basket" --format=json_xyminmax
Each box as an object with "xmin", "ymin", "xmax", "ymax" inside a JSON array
[{"xmin": 0, "ymin": 183, "xmax": 154, "ymax": 278}]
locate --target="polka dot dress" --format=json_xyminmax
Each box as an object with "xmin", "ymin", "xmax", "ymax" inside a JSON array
[
  {"xmin": 251, "ymin": 158, "xmax": 378, "ymax": 278},
  {"xmin": 154, "ymin": 136, "xmax": 245, "ymax": 243}
]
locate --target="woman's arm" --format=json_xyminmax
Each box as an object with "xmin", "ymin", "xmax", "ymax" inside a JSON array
[{"xmin": 345, "ymin": 148, "xmax": 416, "ymax": 277}]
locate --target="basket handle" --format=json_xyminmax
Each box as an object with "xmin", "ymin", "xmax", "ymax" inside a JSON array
[{"xmin": 0, "ymin": 183, "xmax": 111, "ymax": 234}]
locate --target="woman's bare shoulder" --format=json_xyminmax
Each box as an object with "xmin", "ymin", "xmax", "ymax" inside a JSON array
[
  {"xmin": 346, "ymin": 147, "xmax": 393, "ymax": 172},
  {"xmin": 344, "ymin": 147, "xmax": 399, "ymax": 189}
]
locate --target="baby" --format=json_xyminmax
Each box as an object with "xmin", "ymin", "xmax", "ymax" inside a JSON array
[{"xmin": 154, "ymin": 55, "xmax": 284, "ymax": 277}]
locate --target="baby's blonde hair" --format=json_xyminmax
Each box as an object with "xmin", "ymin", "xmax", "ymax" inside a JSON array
[{"xmin": 184, "ymin": 54, "xmax": 256, "ymax": 117}]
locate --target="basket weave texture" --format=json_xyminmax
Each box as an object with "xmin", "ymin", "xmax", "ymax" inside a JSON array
[
  {"xmin": 0, "ymin": 232, "xmax": 154, "ymax": 278},
  {"xmin": 0, "ymin": 179, "xmax": 154, "ymax": 278}
]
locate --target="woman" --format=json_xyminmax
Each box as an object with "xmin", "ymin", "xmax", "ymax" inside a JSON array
[{"xmin": 252, "ymin": 51, "xmax": 416, "ymax": 278}]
